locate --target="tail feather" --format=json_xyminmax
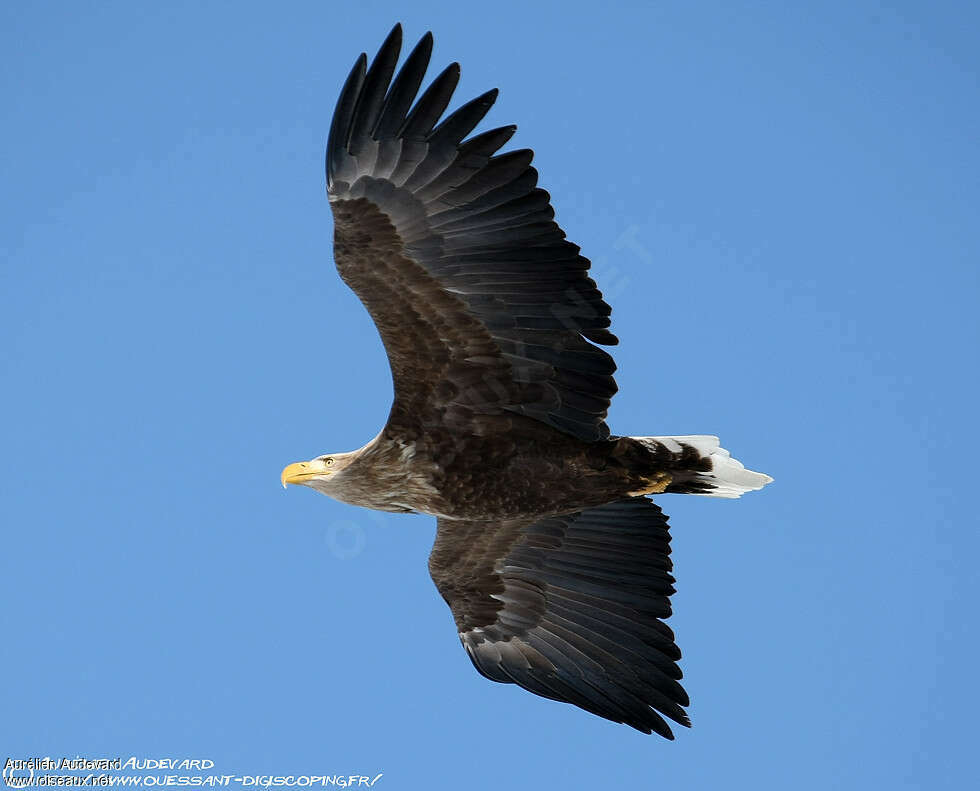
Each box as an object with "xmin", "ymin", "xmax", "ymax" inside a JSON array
[{"xmin": 632, "ymin": 435, "xmax": 773, "ymax": 499}]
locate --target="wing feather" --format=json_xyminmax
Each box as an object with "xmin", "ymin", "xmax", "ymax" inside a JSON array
[
  {"xmin": 327, "ymin": 55, "xmax": 367, "ymax": 185},
  {"xmin": 374, "ymin": 33, "xmax": 433, "ymax": 141},
  {"xmin": 347, "ymin": 26, "xmax": 402, "ymax": 159}
]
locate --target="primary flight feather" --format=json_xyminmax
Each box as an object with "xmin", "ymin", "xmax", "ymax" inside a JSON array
[{"xmin": 281, "ymin": 24, "xmax": 772, "ymax": 738}]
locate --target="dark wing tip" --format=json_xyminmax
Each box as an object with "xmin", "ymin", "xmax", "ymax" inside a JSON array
[{"xmin": 382, "ymin": 22, "xmax": 402, "ymax": 48}]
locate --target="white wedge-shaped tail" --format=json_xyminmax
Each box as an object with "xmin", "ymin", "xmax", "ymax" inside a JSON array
[{"xmin": 632, "ymin": 435, "xmax": 773, "ymax": 498}]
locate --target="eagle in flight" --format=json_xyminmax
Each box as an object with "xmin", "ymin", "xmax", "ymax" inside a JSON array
[{"xmin": 281, "ymin": 24, "xmax": 772, "ymax": 737}]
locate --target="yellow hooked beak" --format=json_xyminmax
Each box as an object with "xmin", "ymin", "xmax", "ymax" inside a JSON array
[{"xmin": 281, "ymin": 458, "xmax": 332, "ymax": 488}]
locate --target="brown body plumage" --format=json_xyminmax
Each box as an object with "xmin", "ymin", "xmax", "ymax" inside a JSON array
[
  {"xmin": 281, "ymin": 25, "xmax": 772, "ymax": 737},
  {"xmin": 321, "ymin": 426, "xmax": 702, "ymax": 520}
]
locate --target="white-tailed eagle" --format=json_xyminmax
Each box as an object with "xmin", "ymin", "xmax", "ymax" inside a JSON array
[{"xmin": 281, "ymin": 24, "xmax": 772, "ymax": 737}]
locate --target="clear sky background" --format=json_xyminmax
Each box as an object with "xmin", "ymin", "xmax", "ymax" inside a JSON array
[{"xmin": 3, "ymin": 1, "xmax": 978, "ymax": 789}]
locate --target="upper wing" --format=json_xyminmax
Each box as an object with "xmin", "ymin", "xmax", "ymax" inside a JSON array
[
  {"xmin": 327, "ymin": 25, "xmax": 618, "ymax": 442},
  {"xmin": 427, "ymin": 497, "xmax": 690, "ymax": 737}
]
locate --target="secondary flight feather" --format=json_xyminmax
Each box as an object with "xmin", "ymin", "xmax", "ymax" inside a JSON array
[{"xmin": 281, "ymin": 24, "xmax": 772, "ymax": 737}]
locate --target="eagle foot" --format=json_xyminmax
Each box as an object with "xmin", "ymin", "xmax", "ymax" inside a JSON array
[{"xmin": 626, "ymin": 471, "xmax": 672, "ymax": 497}]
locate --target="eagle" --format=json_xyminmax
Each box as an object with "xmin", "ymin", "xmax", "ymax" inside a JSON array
[{"xmin": 281, "ymin": 24, "xmax": 772, "ymax": 738}]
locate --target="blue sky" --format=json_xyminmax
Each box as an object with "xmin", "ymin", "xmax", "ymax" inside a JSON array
[{"xmin": 2, "ymin": 1, "xmax": 978, "ymax": 788}]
